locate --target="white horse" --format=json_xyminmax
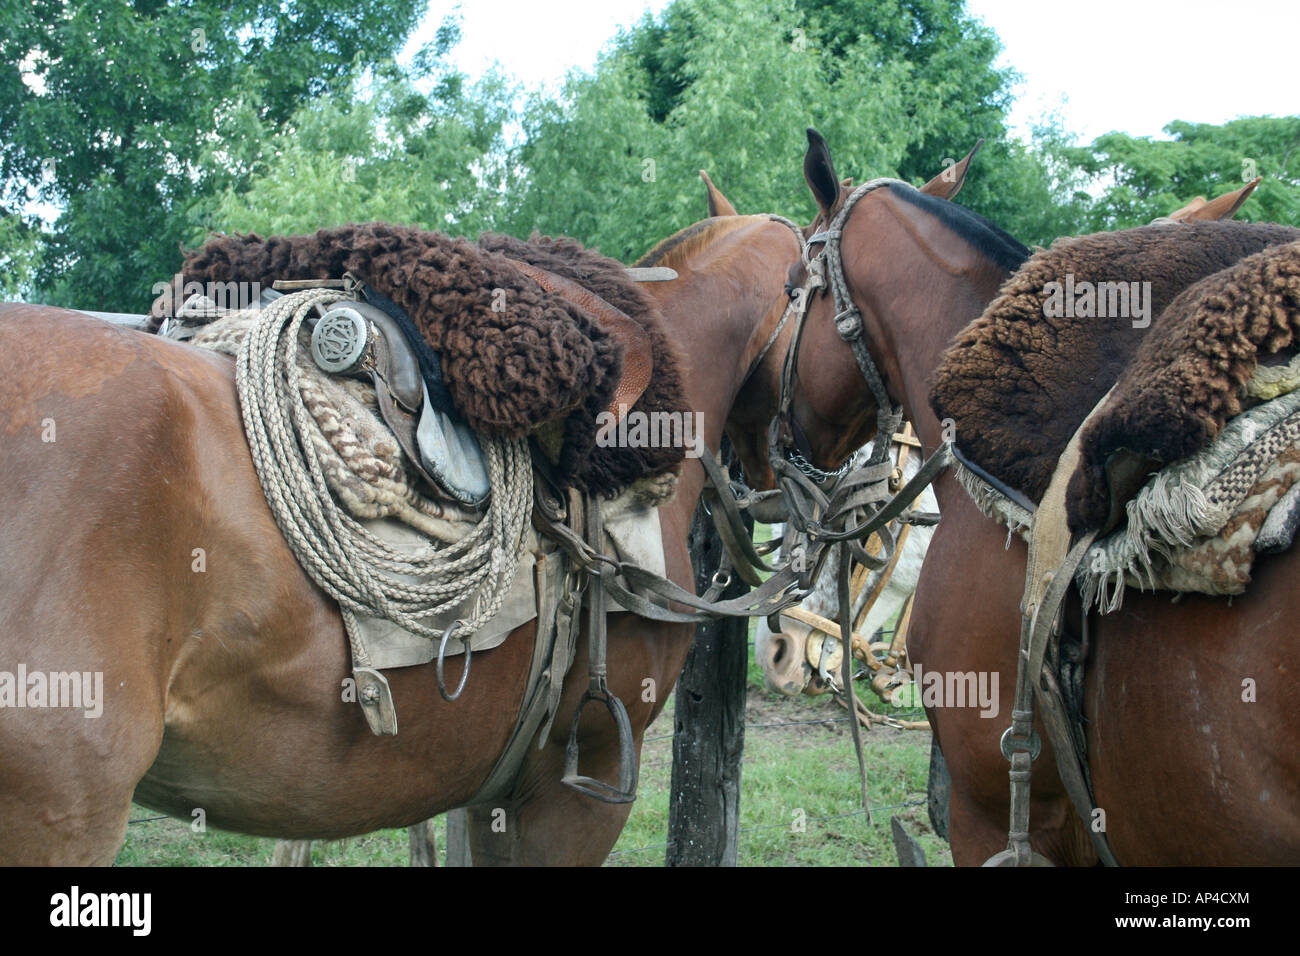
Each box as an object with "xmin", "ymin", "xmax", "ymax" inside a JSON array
[{"xmin": 755, "ymin": 437, "xmax": 937, "ymax": 696}]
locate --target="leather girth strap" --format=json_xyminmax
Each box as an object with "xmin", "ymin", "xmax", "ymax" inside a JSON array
[
  {"xmin": 986, "ymin": 391, "xmax": 1121, "ymax": 867},
  {"xmin": 464, "ymin": 482, "xmax": 584, "ymax": 806}
]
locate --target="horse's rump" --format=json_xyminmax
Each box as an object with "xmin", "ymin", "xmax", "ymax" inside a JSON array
[
  {"xmin": 181, "ymin": 224, "xmax": 689, "ymax": 495},
  {"xmin": 929, "ymin": 221, "xmax": 1300, "ymax": 506}
]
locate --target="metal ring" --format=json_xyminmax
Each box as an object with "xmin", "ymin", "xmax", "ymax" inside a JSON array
[
  {"xmin": 436, "ymin": 620, "xmax": 472, "ymax": 702},
  {"xmin": 999, "ymin": 726, "xmax": 1042, "ymax": 762}
]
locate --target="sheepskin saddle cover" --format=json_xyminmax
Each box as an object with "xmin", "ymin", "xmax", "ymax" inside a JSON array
[
  {"xmin": 180, "ymin": 223, "xmax": 689, "ymax": 496},
  {"xmin": 930, "ymin": 221, "xmax": 1300, "ymax": 530},
  {"xmin": 1066, "ymin": 239, "xmax": 1300, "ymax": 531}
]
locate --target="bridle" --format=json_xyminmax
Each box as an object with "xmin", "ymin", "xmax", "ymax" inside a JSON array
[
  {"xmin": 771, "ymin": 179, "xmax": 912, "ymax": 497},
  {"xmin": 765, "ymin": 175, "xmax": 1120, "ymax": 867},
  {"xmin": 764, "ymin": 178, "xmax": 952, "ymax": 820},
  {"xmin": 767, "ymin": 177, "xmax": 952, "ymax": 543}
]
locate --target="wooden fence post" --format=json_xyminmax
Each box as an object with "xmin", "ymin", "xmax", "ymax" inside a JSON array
[
  {"xmin": 444, "ymin": 808, "xmax": 473, "ymax": 866},
  {"xmin": 665, "ymin": 440, "xmax": 751, "ymax": 867}
]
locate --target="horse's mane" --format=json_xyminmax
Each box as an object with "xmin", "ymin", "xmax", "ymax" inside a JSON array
[
  {"xmin": 886, "ymin": 183, "xmax": 1030, "ymax": 274},
  {"xmin": 634, "ymin": 215, "xmax": 761, "ymax": 270}
]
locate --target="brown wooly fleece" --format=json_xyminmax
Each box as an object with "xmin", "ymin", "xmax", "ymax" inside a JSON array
[
  {"xmin": 477, "ymin": 232, "xmax": 688, "ymax": 495},
  {"xmin": 929, "ymin": 221, "xmax": 1300, "ymax": 506},
  {"xmin": 181, "ymin": 223, "xmax": 688, "ymax": 496},
  {"xmin": 1066, "ymin": 239, "xmax": 1300, "ymax": 532}
]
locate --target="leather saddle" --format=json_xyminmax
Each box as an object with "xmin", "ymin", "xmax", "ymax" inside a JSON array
[{"xmin": 302, "ymin": 261, "xmax": 657, "ymax": 509}]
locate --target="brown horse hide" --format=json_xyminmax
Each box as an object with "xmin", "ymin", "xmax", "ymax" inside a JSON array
[
  {"xmin": 929, "ymin": 221, "xmax": 1300, "ymax": 510},
  {"xmin": 180, "ymin": 224, "xmax": 688, "ymax": 495}
]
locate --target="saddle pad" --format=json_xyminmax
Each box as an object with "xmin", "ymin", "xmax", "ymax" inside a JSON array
[
  {"xmin": 930, "ymin": 222, "xmax": 1300, "ymax": 511},
  {"xmin": 956, "ymin": 384, "xmax": 1300, "ymax": 611},
  {"xmin": 352, "ymin": 493, "xmax": 668, "ymax": 671}
]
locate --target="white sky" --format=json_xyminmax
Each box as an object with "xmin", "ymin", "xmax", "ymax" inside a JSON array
[{"xmin": 409, "ymin": 0, "xmax": 1300, "ymax": 144}]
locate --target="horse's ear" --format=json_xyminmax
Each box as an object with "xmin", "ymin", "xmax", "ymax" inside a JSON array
[
  {"xmin": 1166, "ymin": 196, "xmax": 1208, "ymax": 221},
  {"xmin": 1184, "ymin": 177, "xmax": 1262, "ymax": 221},
  {"xmin": 700, "ymin": 170, "xmax": 738, "ymax": 217},
  {"xmin": 920, "ymin": 139, "xmax": 984, "ymax": 199},
  {"xmin": 803, "ymin": 128, "xmax": 842, "ymax": 220}
]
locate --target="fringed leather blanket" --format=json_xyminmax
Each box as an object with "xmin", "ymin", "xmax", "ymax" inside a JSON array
[
  {"xmin": 942, "ymin": 235, "xmax": 1300, "ymax": 608},
  {"xmin": 179, "ymin": 224, "xmax": 689, "ymax": 496}
]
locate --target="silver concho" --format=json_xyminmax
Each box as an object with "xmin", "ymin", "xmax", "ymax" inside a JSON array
[{"xmin": 311, "ymin": 306, "xmax": 372, "ymax": 374}]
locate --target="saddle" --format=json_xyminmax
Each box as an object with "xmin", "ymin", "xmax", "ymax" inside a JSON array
[
  {"xmin": 931, "ymin": 221, "xmax": 1300, "ymax": 512},
  {"xmin": 155, "ymin": 256, "xmax": 660, "ymax": 511},
  {"xmin": 943, "ymin": 233, "xmax": 1300, "ymax": 612},
  {"xmin": 171, "ymin": 223, "xmax": 690, "ymax": 497}
]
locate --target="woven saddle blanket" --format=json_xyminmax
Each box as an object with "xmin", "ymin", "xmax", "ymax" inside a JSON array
[
  {"xmin": 188, "ymin": 307, "xmax": 670, "ymax": 668},
  {"xmin": 958, "ymin": 374, "xmax": 1300, "ymax": 612}
]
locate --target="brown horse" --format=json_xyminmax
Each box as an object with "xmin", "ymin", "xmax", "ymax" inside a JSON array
[
  {"xmin": 0, "ymin": 215, "xmax": 798, "ymax": 866},
  {"xmin": 768, "ymin": 131, "xmax": 1300, "ymax": 865}
]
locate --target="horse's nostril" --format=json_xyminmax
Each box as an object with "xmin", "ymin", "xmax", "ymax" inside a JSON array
[{"xmin": 771, "ymin": 633, "xmax": 790, "ymax": 666}]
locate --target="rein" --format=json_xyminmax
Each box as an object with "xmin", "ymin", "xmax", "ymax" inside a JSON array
[{"xmin": 766, "ymin": 178, "xmax": 953, "ymax": 824}]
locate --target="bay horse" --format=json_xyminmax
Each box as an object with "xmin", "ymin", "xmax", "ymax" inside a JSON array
[
  {"xmin": 771, "ymin": 130, "xmax": 1300, "ymax": 865},
  {"xmin": 0, "ymin": 214, "xmax": 798, "ymax": 866}
]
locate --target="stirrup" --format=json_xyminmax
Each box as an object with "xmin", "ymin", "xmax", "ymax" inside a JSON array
[
  {"xmin": 982, "ymin": 845, "xmax": 1055, "ymax": 867},
  {"xmin": 560, "ymin": 687, "xmax": 639, "ymax": 804}
]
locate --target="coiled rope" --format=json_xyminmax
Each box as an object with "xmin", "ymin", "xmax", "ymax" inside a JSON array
[{"xmin": 235, "ymin": 288, "xmax": 533, "ymax": 643}]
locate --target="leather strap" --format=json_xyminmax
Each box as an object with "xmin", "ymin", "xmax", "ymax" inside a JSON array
[{"xmin": 991, "ymin": 391, "xmax": 1121, "ymax": 867}]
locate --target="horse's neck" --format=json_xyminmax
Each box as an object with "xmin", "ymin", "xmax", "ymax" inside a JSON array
[
  {"xmin": 858, "ymin": 211, "xmax": 1012, "ymax": 508},
  {"xmin": 651, "ymin": 229, "xmax": 791, "ymax": 521}
]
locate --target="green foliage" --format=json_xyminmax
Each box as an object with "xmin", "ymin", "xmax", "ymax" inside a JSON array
[
  {"xmin": 8, "ymin": 0, "xmax": 1300, "ymax": 311},
  {"xmin": 1065, "ymin": 117, "xmax": 1300, "ymax": 231},
  {"xmin": 505, "ymin": 0, "xmax": 1007, "ymax": 261},
  {"xmin": 2, "ymin": 0, "xmax": 425, "ymax": 309},
  {"xmin": 0, "ymin": 212, "xmax": 42, "ymax": 300},
  {"xmin": 204, "ymin": 64, "xmax": 517, "ymax": 239}
]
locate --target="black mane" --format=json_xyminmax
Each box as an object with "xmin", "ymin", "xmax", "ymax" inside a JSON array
[{"xmin": 887, "ymin": 182, "xmax": 1030, "ymax": 274}]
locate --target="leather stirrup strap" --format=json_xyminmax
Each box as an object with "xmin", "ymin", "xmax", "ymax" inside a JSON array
[
  {"xmin": 988, "ymin": 390, "xmax": 1120, "ymax": 867},
  {"xmin": 560, "ymin": 493, "xmax": 639, "ymax": 803}
]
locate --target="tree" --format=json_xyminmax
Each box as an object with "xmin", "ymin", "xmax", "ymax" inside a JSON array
[
  {"xmin": 2, "ymin": 0, "xmax": 426, "ymax": 309},
  {"xmin": 503, "ymin": 0, "xmax": 1089, "ymax": 260},
  {"xmin": 204, "ymin": 60, "xmax": 516, "ymax": 239},
  {"xmin": 506, "ymin": 0, "xmax": 930, "ymax": 262},
  {"xmin": 1066, "ymin": 117, "xmax": 1300, "ymax": 231}
]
